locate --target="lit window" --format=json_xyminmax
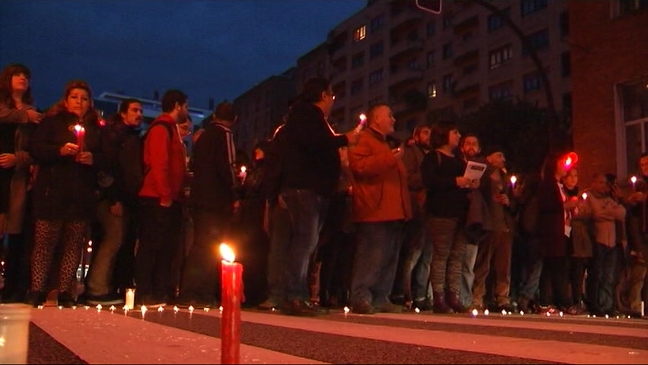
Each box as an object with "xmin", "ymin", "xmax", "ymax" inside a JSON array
[
  {"xmin": 427, "ymin": 82, "xmax": 437, "ymax": 98},
  {"xmin": 354, "ymin": 25, "xmax": 367, "ymax": 42}
]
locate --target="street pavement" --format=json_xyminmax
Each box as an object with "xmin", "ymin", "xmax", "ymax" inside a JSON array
[{"xmin": 27, "ymin": 304, "xmax": 648, "ymax": 364}]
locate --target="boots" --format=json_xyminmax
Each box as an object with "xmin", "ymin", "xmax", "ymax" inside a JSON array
[
  {"xmin": 433, "ymin": 292, "xmax": 454, "ymax": 313},
  {"xmin": 446, "ymin": 290, "xmax": 465, "ymax": 313}
]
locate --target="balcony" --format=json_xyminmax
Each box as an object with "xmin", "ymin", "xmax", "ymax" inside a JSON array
[
  {"xmin": 390, "ymin": 68, "xmax": 424, "ymax": 90},
  {"xmin": 390, "ymin": 39, "xmax": 424, "ymax": 61},
  {"xmin": 391, "ymin": 9, "xmax": 423, "ymax": 32}
]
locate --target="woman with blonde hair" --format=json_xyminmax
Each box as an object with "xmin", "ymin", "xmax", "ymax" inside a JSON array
[{"xmin": 25, "ymin": 80, "xmax": 107, "ymax": 307}]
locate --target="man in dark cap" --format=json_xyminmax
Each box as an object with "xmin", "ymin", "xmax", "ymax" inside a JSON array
[{"xmin": 471, "ymin": 145, "xmax": 515, "ymax": 312}]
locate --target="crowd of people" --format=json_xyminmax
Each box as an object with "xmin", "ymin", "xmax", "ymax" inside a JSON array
[{"xmin": 1, "ymin": 63, "xmax": 647, "ymax": 320}]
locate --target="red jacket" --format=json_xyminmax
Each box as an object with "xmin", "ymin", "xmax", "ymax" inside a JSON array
[
  {"xmin": 349, "ymin": 128, "xmax": 412, "ymax": 223},
  {"xmin": 138, "ymin": 114, "xmax": 186, "ymax": 203}
]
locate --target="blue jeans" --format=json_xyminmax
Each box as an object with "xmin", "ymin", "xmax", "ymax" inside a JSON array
[
  {"xmin": 460, "ymin": 243, "xmax": 478, "ymax": 307},
  {"xmin": 351, "ymin": 220, "xmax": 404, "ymax": 307},
  {"xmin": 281, "ymin": 189, "xmax": 329, "ymax": 301},
  {"xmin": 588, "ymin": 243, "xmax": 620, "ymax": 313}
]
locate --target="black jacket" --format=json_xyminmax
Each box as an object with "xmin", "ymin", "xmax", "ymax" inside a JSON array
[
  {"xmin": 29, "ymin": 111, "xmax": 108, "ymax": 221},
  {"xmin": 98, "ymin": 121, "xmax": 143, "ymax": 206},
  {"xmin": 279, "ymin": 101, "xmax": 347, "ymax": 198},
  {"xmin": 189, "ymin": 121, "xmax": 237, "ymax": 215}
]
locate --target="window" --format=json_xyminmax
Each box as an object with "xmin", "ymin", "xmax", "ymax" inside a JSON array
[
  {"xmin": 521, "ymin": 0, "xmax": 547, "ymax": 17},
  {"xmin": 463, "ymin": 97, "xmax": 478, "ymax": 110},
  {"xmin": 559, "ymin": 11, "xmax": 569, "ymax": 37},
  {"xmin": 442, "ymin": 74, "xmax": 453, "ymax": 93},
  {"xmin": 426, "ymin": 50, "xmax": 435, "ymax": 68},
  {"xmin": 442, "ymin": 14, "xmax": 453, "ymax": 29},
  {"xmin": 619, "ymin": 80, "xmax": 648, "ymax": 177},
  {"xmin": 407, "ymin": 59, "xmax": 420, "ymax": 70},
  {"xmin": 369, "ymin": 68, "xmax": 384, "ymax": 86},
  {"xmin": 442, "ymin": 42, "xmax": 453, "ymax": 60},
  {"xmin": 427, "ymin": 81, "xmax": 437, "ymax": 98},
  {"xmin": 489, "ymin": 81, "xmax": 513, "ymax": 100},
  {"xmin": 523, "ymin": 72, "xmax": 542, "ymax": 93},
  {"xmin": 487, "ymin": 7, "xmax": 510, "ymax": 32},
  {"xmin": 351, "ymin": 52, "xmax": 365, "ymax": 69},
  {"xmin": 619, "ymin": 0, "xmax": 648, "ymax": 16},
  {"xmin": 561, "ymin": 52, "xmax": 571, "ymax": 77},
  {"xmin": 562, "ymin": 92, "xmax": 572, "ymax": 117},
  {"xmin": 426, "ymin": 20, "xmax": 436, "ymax": 37},
  {"xmin": 463, "ymin": 63, "xmax": 478, "ymax": 75},
  {"xmin": 369, "ymin": 96, "xmax": 382, "ymax": 106},
  {"xmin": 370, "ymin": 14, "xmax": 385, "ymax": 33},
  {"xmin": 369, "ymin": 41, "xmax": 384, "ymax": 58},
  {"xmin": 489, "ymin": 45, "xmax": 513, "ymax": 69},
  {"xmin": 462, "ymin": 31, "xmax": 474, "ymax": 42},
  {"xmin": 523, "ymin": 29, "xmax": 549, "ymax": 55},
  {"xmin": 353, "ymin": 25, "xmax": 367, "ymax": 42},
  {"xmin": 350, "ymin": 78, "xmax": 364, "ymax": 95}
]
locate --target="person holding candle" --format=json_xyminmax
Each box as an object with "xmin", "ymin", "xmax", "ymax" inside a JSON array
[
  {"xmin": 471, "ymin": 145, "xmax": 516, "ymax": 314},
  {"xmin": 560, "ymin": 167, "xmax": 592, "ymax": 315},
  {"xmin": 277, "ymin": 77, "xmax": 359, "ymax": 316},
  {"xmin": 621, "ymin": 153, "xmax": 648, "ymax": 318},
  {"xmin": 585, "ymin": 172, "xmax": 626, "ymax": 316},
  {"xmin": 25, "ymin": 80, "xmax": 107, "ymax": 308},
  {"xmin": 535, "ymin": 152, "xmax": 579, "ymax": 315},
  {"xmin": 390, "ymin": 124, "xmax": 432, "ymax": 311},
  {"xmin": 0, "ymin": 63, "xmax": 40, "ymax": 303},
  {"xmin": 348, "ymin": 103, "xmax": 411, "ymax": 314}
]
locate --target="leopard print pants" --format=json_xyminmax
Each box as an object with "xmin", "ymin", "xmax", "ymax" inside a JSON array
[{"xmin": 30, "ymin": 220, "xmax": 88, "ymax": 295}]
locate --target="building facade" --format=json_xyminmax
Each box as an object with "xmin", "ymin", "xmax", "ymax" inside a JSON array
[
  {"xmin": 233, "ymin": 72, "xmax": 297, "ymax": 155},
  {"xmin": 324, "ymin": 0, "xmax": 571, "ymax": 140},
  {"xmin": 570, "ymin": 0, "xmax": 648, "ymax": 186}
]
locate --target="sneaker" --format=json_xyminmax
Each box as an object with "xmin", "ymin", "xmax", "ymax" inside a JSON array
[
  {"xmin": 258, "ymin": 299, "xmax": 279, "ymax": 310},
  {"xmin": 25, "ymin": 291, "xmax": 47, "ymax": 308},
  {"xmin": 352, "ymin": 301, "xmax": 375, "ymax": 315},
  {"xmin": 412, "ymin": 298, "xmax": 433, "ymax": 311},
  {"xmin": 376, "ymin": 301, "xmax": 403, "ymax": 313},
  {"xmin": 57, "ymin": 292, "xmax": 77, "ymax": 308},
  {"xmin": 281, "ymin": 299, "xmax": 327, "ymax": 316},
  {"xmin": 87, "ymin": 293, "xmax": 125, "ymax": 306}
]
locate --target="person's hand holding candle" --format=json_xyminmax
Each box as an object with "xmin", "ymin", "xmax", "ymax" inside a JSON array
[{"xmin": 60, "ymin": 142, "xmax": 79, "ymax": 156}]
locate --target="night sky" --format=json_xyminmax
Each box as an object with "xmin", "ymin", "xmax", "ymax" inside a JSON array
[{"xmin": 0, "ymin": 0, "xmax": 365, "ymax": 110}]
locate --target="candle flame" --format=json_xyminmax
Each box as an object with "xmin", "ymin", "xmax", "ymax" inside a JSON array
[
  {"xmin": 359, "ymin": 113, "xmax": 367, "ymax": 123},
  {"xmin": 582, "ymin": 192, "xmax": 588, "ymax": 200},
  {"xmin": 74, "ymin": 124, "xmax": 85, "ymax": 134},
  {"xmin": 188, "ymin": 305, "xmax": 194, "ymax": 312},
  {"xmin": 631, "ymin": 176, "xmax": 638, "ymax": 184},
  {"xmin": 157, "ymin": 306, "xmax": 164, "ymax": 312},
  {"xmin": 220, "ymin": 243, "xmax": 235, "ymax": 262},
  {"xmin": 510, "ymin": 175, "xmax": 517, "ymax": 185},
  {"xmin": 240, "ymin": 166, "xmax": 246, "ymax": 173}
]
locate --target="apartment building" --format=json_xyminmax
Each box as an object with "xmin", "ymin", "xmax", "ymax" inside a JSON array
[
  {"xmin": 233, "ymin": 0, "xmax": 571, "ymax": 146},
  {"xmin": 324, "ymin": 0, "xmax": 571, "ymax": 140},
  {"xmin": 569, "ymin": 0, "xmax": 648, "ymax": 186},
  {"xmin": 233, "ymin": 71, "xmax": 297, "ymax": 155}
]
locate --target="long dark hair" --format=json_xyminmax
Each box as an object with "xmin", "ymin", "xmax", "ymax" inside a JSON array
[{"xmin": 0, "ymin": 63, "xmax": 34, "ymax": 107}]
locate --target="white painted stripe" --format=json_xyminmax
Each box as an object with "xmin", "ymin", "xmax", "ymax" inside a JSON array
[
  {"xmin": 367, "ymin": 312, "xmax": 648, "ymax": 338},
  {"xmin": 30, "ymin": 308, "xmax": 324, "ymax": 364},
  {"xmin": 226, "ymin": 311, "xmax": 646, "ymax": 364}
]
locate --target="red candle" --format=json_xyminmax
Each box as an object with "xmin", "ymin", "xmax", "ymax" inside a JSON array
[
  {"xmin": 220, "ymin": 243, "xmax": 242, "ymax": 364},
  {"xmin": 74, "ymin": 124, "xmax": 86, "ymax": 152}
]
